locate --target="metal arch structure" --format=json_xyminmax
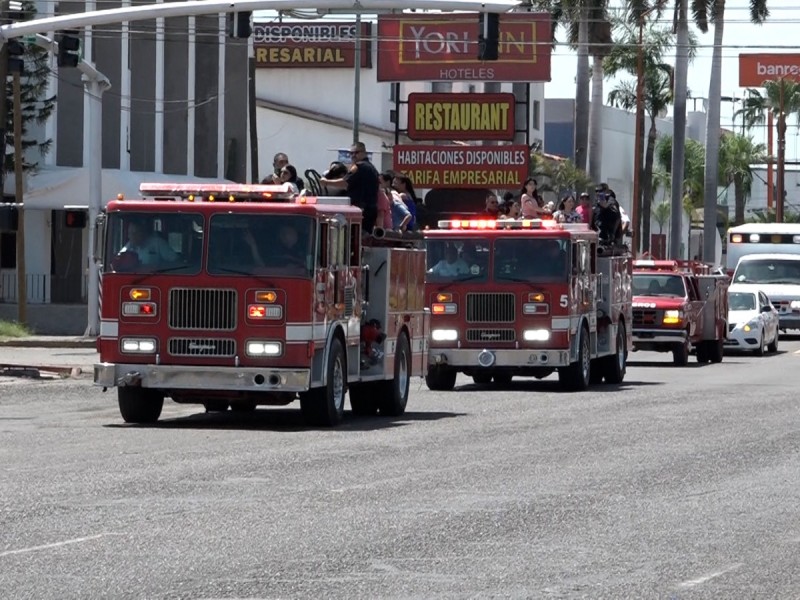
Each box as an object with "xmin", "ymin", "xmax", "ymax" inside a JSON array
[
  {"xmin": 0, "ymin": 0, "xmax": 521, "ymax": 41},
  {"xmin": 0, "ymin": 0, "xmax": 520, "ymax": 337}
]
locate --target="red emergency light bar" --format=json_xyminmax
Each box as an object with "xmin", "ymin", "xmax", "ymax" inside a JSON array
[
  {"xmin": 137, "ymin": 182, "xmax": 297, "ymax": 202},
  {"xmin": 437, "ymin": 218, "xmax": 561, "ymax": 230},
  {"xmin": 634, "ymin": 259, "xmax": 713, "ymax": 275}
]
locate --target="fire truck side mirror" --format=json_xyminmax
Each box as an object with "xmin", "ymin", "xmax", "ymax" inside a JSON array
[{"xmin": 93, "ymin": 213, "xmax": 106, "ymax": 264}]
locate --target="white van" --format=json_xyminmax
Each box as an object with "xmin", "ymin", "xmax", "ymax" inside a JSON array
[
  {"xmin": 731, "ymin": 253, "xmax": 800, "ymax": 329},
  {"xmin": 726, "ymin": 223, "xmax": 800, "ymax": 272}
]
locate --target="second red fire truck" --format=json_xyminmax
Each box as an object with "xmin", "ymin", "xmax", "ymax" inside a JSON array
[
  {"xmin": 423, "ymin": 218, "xmax": 633, "ymax": 390},
  {"xmin": 93, "ymin": 183, "xmax": 428, "ymax": 427}
]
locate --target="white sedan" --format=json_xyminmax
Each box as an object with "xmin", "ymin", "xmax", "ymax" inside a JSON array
[{"xmin": 726, "ymin": 286, "xmax": 780, "ymax": 355}]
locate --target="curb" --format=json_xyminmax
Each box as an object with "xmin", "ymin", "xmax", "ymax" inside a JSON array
[
  {"xmin": 0, "ymin": 337, "xmax": 97, "ymax": 349},
  {"xmin": 1, "ymin": 364, "xmax": 86, "ymax": 379}
]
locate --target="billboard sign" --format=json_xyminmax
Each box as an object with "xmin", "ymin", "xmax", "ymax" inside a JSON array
[
  {"xmin": 407, "ymin": 93, "xmax": 516, "ymax": 141},
  {"xmin": 393, "ymin": 144, "xmax": 529, "ymax": 189},
  {"xmin": 739, "ymin": 53, "xmax": 800, "ymax": 86},
  {"xmin": 377, "ymin": 13, "xmax": 551, "ymax": 82},
  {"xmin": 253, "ymin": 21, "xmax": 371, "ymax": 68}
]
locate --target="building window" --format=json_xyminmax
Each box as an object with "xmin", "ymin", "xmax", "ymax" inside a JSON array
[
  {"xmin": 533, "ymin": 100, "xmax": 541, "ymax": 131},
  {"xmin": 468, "ymin": 84, "xmax": 476, "ymax": 93},
  {"xmin": 389, "ymin": 82, "xmax": 399, "ymax": 103}
]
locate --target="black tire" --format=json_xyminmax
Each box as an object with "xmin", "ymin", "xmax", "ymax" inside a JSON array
[
  {"xmin": 755, "ymin": 332, "xmax": 766, "ymax": 357},
  {"xmin": 203, "ymin": 400, "xmax": 229, "ymax": 412},
  {"xmin": 300, "ymin": 337, "xmax": 346, "ymax": 427},
  {"xmin": 558, "ymin": 327, "xmax": 590, "ymax": 391},
  {"xmin": 672, "ymin": 339, "xmax": 689, "ymax": 366},
  {"xmin": 472, "ymin": 372, "xmax": 493, "ymax": 385},
  {"xmin": 602, "ymin": 322, "xmax": 627, "ymax": 384},
  {"xmin": 589, "ymin": 359, "xmax": 604, "ymax": 384},
  {"xmin": 118, "ymin": 387, "xmax": 164, "ymax": 424},
  {"xmin": 349, "ymin": 383, "xmax": 378, "ymax": 416},
  {"xmin": 696, "ymin": 341, "xmax": 709, "ymax": 363},
  {"xmin": 378, "ymin": 334, "xmax": 411, "ymax": 416},
  {"xmin": 708, "ymin": 334, "xmax": 724, "ymax": 364},
  {"xmin": 230, "ymin": 400, "xmax": 257, "ymax": 412},
  {"xmin": 425, "ymin": 365, "xmax": 457, "ymax": 391},
  {"xmin": 492, "ymin": 372, "xmax": 512, "ymax": 385},
  {"xmin": 768, "ymin": 329, "xmax": 779, "ymax": 353}
]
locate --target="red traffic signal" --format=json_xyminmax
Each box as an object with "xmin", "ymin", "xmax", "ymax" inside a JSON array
[{"xmin": 64, "ymin": 209, "xmax": 87, "ymax": 228}]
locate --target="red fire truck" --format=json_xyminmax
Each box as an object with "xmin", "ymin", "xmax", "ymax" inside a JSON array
[
  {"xmin": 631, "ymin": 259, "xmax": 729, "ymax": 365},
  {"xmin": 93, "ymin": 183, "xmax": 428, "ymax": 427},
  {"xmin": 423, "ymin": 218, "xmax": 632, "ymax": 390}
]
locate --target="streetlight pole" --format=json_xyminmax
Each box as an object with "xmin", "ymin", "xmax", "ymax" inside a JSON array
[{"xmin": 777, "ymin": 80, "xmax": 785, "ymax": 223}]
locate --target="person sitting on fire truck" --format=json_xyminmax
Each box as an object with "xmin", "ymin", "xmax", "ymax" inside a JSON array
[
  {"xmin": 429, "ymin": 244, "xmax": 470, "ymax": 277},
  {"xmin": 118, "ymin": 219, "xmax": 178, "ymax": 266},
  {"xmin": 591, "ymin": 188, "xmax": 623, "ymax": 246}
]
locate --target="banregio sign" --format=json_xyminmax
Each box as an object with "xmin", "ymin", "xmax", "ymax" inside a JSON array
[
  {"xmin": 407, "ymin": 93, "xmax": 516, "ymax": 141},
  {"xmin": 253, "ymin": 21, "xmax": 372, "ymax": 68},
  {"xmin": 393, "ymin": 145, "xmax": 529, "ymax": 189}
]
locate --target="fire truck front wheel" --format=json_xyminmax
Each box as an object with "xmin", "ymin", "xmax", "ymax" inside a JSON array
[
  {"xmin": 300, "ymin": 337, "xmax": 346, "ymax": 427},
  {"xmin": 558, "ymin": 327, "xmax": 591, "ymax": 391},
  {"xmin": 117, "ymin": 387, "xmax": 164, "ymax": 424},
  {"xmin": 426, "ymin": 365, "xmax": 457, "ymax": 391}
]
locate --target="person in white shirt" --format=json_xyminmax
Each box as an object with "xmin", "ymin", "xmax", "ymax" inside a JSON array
[
  {"xmin": 119, "ymin": 220, "xmax": 178, "ymax": 266},
  {"xmin": 430, "ymin": 244, "xmax": 469, "ymax": 276}
]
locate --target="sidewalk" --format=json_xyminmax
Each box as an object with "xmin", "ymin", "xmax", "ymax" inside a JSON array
[{"xmin": 0, "ymin": 336, "xmax": 98, "ymax": 378}]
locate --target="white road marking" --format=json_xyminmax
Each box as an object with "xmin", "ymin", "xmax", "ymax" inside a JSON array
[
  {"xmin": 0, "ymin": 533, "xmax": 119, "ymax": 558},
  {"xmin": 677, "ymin": 563, "xmax": 742, "ymax": 588}
]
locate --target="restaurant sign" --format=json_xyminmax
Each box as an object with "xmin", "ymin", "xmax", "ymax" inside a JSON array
[
  {"xmin": 407, "ymin": 93, "xmax": 516, "ymax": 141},
  {"xmin": 253, "ymin": 21, "xmax": 371, "ymax": 68},
  {"xmin": 393, "ymin": 145, "xmax": 529, "ymax": 189},
  {"xmin": 377, "ymin": 13, "xmax": 551, "ymax": 82}
]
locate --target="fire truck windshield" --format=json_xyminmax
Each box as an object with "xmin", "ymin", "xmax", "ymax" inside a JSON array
[
  {"xmin": 494, "ymin": 238, "xmax": 569, "ymax": 283},
  {"xmin": 105, "ymin": 212, "xmax": 203, "ymax": 274},
  {"xmin": 425, "ymin": 239, "xmax": 489, "ymax": 283},
  {"xmin": 632, "ymin": 274, "xmax": 687, "ymax": 297},
  {"xmin": 208, "ymin": 214, "xmax": 314, "ymax": 277}
]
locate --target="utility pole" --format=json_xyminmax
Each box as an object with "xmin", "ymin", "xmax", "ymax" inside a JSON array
[{"xmin": 0, "ymin": 3, "xmax": 8, "ymax": 198}]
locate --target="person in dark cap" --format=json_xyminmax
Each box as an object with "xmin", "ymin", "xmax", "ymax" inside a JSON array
[{"xmin": 591, "ymin": 186, "xmax": 623, "ymax": 245}]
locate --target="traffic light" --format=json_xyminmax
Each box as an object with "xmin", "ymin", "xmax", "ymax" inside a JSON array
[
  {"xmin": 478, "ymin": 12, "xmax": 500, "ymax": 61},
  {"xmin": 57, "ymin": 32, "xmax": 80, "ymax": 68},
  {"xmin": 227, "ymin": 11, "xmax": 252, "ymax": 38},
  {"xmin": 64, "ymin": 209, "xmax": 87, "ymax": 229},
  {"xmin": 6, "ymin": 39, "xmax": 24, "ymax": 74}
]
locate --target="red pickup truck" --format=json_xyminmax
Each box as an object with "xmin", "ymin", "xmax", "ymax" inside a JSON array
[{"xmin": 631, "ymin": 260, "xmax": 729, "ymax": 365}]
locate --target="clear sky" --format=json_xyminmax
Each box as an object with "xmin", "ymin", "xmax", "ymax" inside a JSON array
[{"xmin": 546, "ymin": 1, "xmax": 800, "ymax": 159}]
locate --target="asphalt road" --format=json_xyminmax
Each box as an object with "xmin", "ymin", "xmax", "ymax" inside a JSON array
[{"xmin": 2, "ymin": 341, "xmax": 800, "ymax": 599}]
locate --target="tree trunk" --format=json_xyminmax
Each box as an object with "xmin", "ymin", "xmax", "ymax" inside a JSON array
[
  {"xmin": 642, "ymin": 116, "xmax": 657, "ymax": 253},
  {"xmin": 702, "ymin": 1, "xmax": 725, "ymax": 264},
  {"xmin": 777, "ymin": 113, "xmax": 786, "ymax": 223},
  {"xmin": 588, "ymin": 54, "xmax": 604, "ymax": 184},
  {"xmin": 670, "ymin": 0, "xmax": 690, "ymax": 259},
  {"xmin": 734, "ymin": 174, "xmax": 745, "ymax": 224},
  {"xmin": 574, "ymin": 7, "xmax": 590, "ymax": 172}
]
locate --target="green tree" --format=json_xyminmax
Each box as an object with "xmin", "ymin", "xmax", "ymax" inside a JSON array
[
  {"xmin": 652, "ymin": 200, "xmax": 670, "ymax": 235},
  {"xmin": 736, "ymin": 78, "xmax": 800, "ymax": 222},
  {"xmin": 3, "ymin": 1, "xmax": 56, "ymax": 179},
  {"xmin": 531, "ymin": 152, "xmax": 593, "ymax": 198},
  {"xmin": 718, "ymin": 133, "xmax": 766, "ymax": 225}
]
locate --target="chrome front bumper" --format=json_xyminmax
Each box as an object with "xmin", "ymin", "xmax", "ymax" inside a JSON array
[
  {"xmin": 428, "ymin": 348, "xmax": 571, "ymax": 368},
  {"xmin": 94, "ymin": 362, "xmax": 311, "ymax": 392},
  {"xmin": 632, "ymin": 329, "xmax": 688, "ymax": 345}
]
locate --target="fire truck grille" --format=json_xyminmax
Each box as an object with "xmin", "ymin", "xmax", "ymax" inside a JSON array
[
  {"xmin": 168, "ymin": 337, "xmax": 236, "ymax": 357},
  {"xmin": 466, "ymin": 329, "xmax": 516, "ymax": 343},
  {"xmin": 169, "ymin": 288, "xmax": 237, "ymax": 330},
  {"xmin": 466, "ymin": 293, "xmax": 515, "ymax": 323},
  {"xmin": 633, "ymin": 309, "xmax": 660, "ymax": 327},
  {"xmin": 344, "ymin": 286, "xmax": 355, "ymax": 317}
]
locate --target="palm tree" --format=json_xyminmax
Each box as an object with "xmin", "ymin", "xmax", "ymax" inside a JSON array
[
  {"xmin": 736, "ymin": 78, "xmax": 800, "ymax": 223},
  {"xmin": 700, "ymin": 0, "xmax": 768, "ymax": 260},
  {"xmin": 587, "ymin": 3, "xmax": 613, "ymax": 184},
  {"xmin": 604, "ymin": 21, "xmax": 692, "ymax": 255},
  {"xmin": 533, "ymin": 0, "xmax": 611, "ymax": 173},
  {"xmin": 718, "ymin": 133, "xmax": 766, "ymax": 225},
  {"xmin": 653, "ymin": 200, "xmax": 670, "ymax": 235}
]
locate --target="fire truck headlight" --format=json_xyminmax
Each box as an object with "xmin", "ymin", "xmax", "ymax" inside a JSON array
[
  {"xmin": 121, "ymin": 337, "xmax": 157, "ymax": 353},
  {"xmin": 523, "ymin": 329, "xmax": 551, "ymax": 342},
  {"xmin": 122, "ymin": 302, "xmax": 157, "ymax": 316},
  {"xmin": 246, "ymin": 341, "xmax": 282, "ymax": 356},
  {"xmin": 523, "ymin": 303, "xmax": 549, "ymax": 315},
  {"xmin": 662, "ymin": 310, "xmax": 683, "ymax": 324},
  {"xmin": 431, "ymin": 303, "xmax": 457, "ymax": 315},
  {"xmin": 431, "ymin": 329, "xmax": 458, "ymax": 342}
]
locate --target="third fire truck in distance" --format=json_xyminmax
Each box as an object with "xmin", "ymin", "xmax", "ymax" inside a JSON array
[
  {"xmin": 423, "ymin": 218, "xmax": 633, "ymax": 390},
  {"xmin": 93, "ymin": 183, "xmax": 428, "ymax": 427},
  {"xmin": 631, "ymin": 260, "xmax": 729, "ymax": 365}
]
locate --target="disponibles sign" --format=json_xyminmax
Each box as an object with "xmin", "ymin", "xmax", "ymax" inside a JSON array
[
  {"xmin": 253, "ymin": 21, "xmax": 372, "ymax": 68},
  {"xmin": 407, "ymin": 93, "xmax": 516, "ymax": 141},
  {"xmin": 393, "ymin": 145, "xmax": 529, "ymax": 189},
  {"xmin": 377, "ymin": 13, "xmax": 551, "ymax": 82},
  {"xmin": 739, "ymin": 53, "xmax": 800, "ymax": 86}
]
